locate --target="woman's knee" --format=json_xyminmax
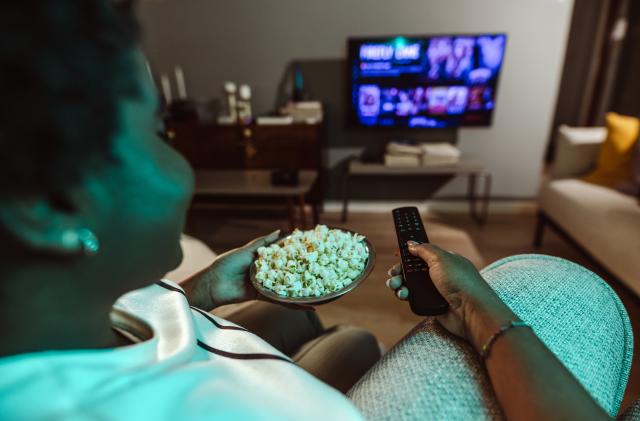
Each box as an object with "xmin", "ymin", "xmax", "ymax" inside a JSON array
[{"xmin": 293, "ymin": 325, "xmax": 381, "ymax": 392}]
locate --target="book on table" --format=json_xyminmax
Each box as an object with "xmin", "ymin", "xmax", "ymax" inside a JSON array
[
  {"xmin": 384, "ymin": 153, "xmax": 421, "ymax": 167},
  {"xmin": 384, "ymin": 141, "xmax": 461, "ymax": 167},
  {"xmin": 421, "ymin": 143, "xmax": 460, "ymax": 166}
]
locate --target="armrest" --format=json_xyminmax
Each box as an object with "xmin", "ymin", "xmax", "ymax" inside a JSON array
[
  {"xmin": 164, "ymin": 234, "xmax": 217, "ymax": 284},
  {"xmin": 552, "ymin": 125, "xmax": 606, "ymax": 179}
]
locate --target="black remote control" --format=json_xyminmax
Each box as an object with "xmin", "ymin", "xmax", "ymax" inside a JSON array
[{"xmin": 392, "ymin": 207, "xmax": 449, "ymax": 316}]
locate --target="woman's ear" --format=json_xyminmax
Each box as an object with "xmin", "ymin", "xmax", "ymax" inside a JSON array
[{"xmin": 0, "ymin": 193, "xmax": 87, "ymax": 256}]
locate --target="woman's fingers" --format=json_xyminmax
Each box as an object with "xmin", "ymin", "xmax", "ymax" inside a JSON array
[
  {"xmin": 396, "ymin": 286, "xmax": 409, "ymax": 300},
  {"xmin": 243, "ymin": 230, "xmax": 282, "ymax": 253},
  {"xmin": 387, "ymin": 263, "xmax": 402, "ymax": 277},
  {"xmin": 406, "ymin": 241, "xmax": 447, "ymax": 265},
  {"xmin": 385, "ymin": 275, "xmax": 409, "ymax": 300},
  {"xmin": 385, "ymin": 275, "xmax": 403, "ymax": 290}
]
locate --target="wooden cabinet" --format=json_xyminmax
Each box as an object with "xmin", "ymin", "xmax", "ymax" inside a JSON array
[
  {"xmin": 166, "ymin": 121, "xmax": 324, "ymax": 206},
  {"xmin": 247, "ymin": 124, "xmax": 321, "ymax": 170},
  {"xmin": 167, "ymin": 123, "xmax": 244, "ymax": 169}
]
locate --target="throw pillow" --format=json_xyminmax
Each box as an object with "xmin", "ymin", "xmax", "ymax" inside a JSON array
[
  {"xmin": 583, "ymin": 112, "xmax": 639, "ymax": 188},
  {"xmin": 617, "ymin": 138, "xmax": 640, "ymax": 198},
  {"xmin": 635, "ymin": 142, "xmax": 640, "ymax": 199}
]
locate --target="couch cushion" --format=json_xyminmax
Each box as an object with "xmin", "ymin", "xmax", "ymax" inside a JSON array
[
  {"xmin": 540, "ymin": 178, "xmax": 640, "ymax": 296},
  {"xmin": 164, "ymin": 235, "xmax": 217, "ymax": 283},
  {"xmin": 583, "ymin": 112, "xmax": 639, "ymax": 189}
]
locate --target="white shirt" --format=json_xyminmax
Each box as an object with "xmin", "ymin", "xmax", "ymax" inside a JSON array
[{"xmin": 0, "ymin": 280, "xmax": 364, "ymax": 420}]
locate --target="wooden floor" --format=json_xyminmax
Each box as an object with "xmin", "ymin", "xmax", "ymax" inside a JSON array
[{"xmin": 189, "ymin": 208, "xmax": 639, "ymax": 414}]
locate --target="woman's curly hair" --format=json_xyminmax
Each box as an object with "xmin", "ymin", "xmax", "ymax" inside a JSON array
[{"xmin": 0, "ymin": 0, "xmax": 140, "ymax": 198}]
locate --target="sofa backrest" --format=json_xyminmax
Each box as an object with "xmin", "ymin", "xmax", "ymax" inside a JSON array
[{"xmin": 552, "ymin": 125, "xmax": 607, "ymax": 179}]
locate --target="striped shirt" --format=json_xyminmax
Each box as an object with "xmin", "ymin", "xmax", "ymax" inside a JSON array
[{"xmin": 0, "ymin": 280, "xmax": 364, "ymax": 420}]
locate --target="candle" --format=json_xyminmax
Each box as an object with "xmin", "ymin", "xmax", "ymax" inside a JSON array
[
  {"xmin": 224, "ymin": 81, "xmax": 237, "ymax": 119},
  {"xmin": 239, "ymin": 84, "xmax": 251, "ymax": 100},
  {"xmin": 175, "ymin": 66, "xmax": 187, "ymax": 100},
  {"xmin": 160, "ymin": 75, "xmax": 172, "ymax": 104}
]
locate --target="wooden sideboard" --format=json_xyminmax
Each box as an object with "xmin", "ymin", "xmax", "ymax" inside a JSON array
[{"xmin": 166, "ymin": 121, "xmax": 324, "ymax": 217}]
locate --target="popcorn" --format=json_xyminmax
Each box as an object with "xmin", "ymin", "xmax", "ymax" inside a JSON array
[{"xmin": 254, "ymin": 225, "xmax": 369, "ymax": 298}]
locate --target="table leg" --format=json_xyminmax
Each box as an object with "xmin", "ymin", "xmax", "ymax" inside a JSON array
[
  {"xmin": 312, "ymin": 203, "xmax": 320, "ymax": 226},
  {"xmin": 298, "ymin": 195, "xmax": 307, "ymax": 230},
  {"xmin": 286, "ymin": 198, "xmax": 296, "ymax": 232},
  {"xmin": 186, "ymin": 205, "xmax": 196, "ymax": 234},
  {"xmin": 533, "ymin": 210, "xmax": 547, "ymax": 248},
  {"xmin": 341, "ymin": 173, "xmax": 351, "ymax": 223},
  {"xmin": 467, "ymin": 172, "xmax": 491, "ymax": 226},
  {"xmin": 480, "ymin": 173, "xmax": 492, "ymax": 225}
]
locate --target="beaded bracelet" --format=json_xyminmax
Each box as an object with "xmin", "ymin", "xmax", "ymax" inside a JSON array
[{"xmin": 480, "ymin": 320, "xmax": 531, "ymax": 360}]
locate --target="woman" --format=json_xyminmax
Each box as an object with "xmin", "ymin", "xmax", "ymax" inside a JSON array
[
  {"xmin": 0, "ymin": 1, "xmax": 377, "ymax": 418},
  {"xmin": 0, "ymin": 1, "xmax": 615, "ymax": 420}
]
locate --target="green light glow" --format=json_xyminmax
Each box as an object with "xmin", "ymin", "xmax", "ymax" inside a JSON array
[{"xmin": 393, "ymin": 37, "xmax": 408, "ymax": 48}]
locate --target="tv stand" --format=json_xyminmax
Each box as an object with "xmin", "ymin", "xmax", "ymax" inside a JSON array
[{"xmin": 341, "ymin": 157, "xmax": 491, "ymax": 225}]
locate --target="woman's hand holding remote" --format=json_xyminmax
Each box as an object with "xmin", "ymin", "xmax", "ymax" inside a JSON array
[
  {"xmin": 385, "ymin": 242, "xmax": 610, "ymax": 421},
  {"xmin": 386, "ymin": 241, "xmax": 517, "ymax": 352}
]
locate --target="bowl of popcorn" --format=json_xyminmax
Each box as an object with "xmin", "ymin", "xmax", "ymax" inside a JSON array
[{"xmin": 250, "ymin": 225, "xmax": 375, "ymax": 305}]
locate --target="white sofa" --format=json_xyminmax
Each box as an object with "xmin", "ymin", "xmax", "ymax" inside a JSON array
[
  {"xmin": 536, "ymin": 125, "xmax": 640, "ymax": 297},
  {"xmin": 164, "ymin": 234, "xmax": 217, "ymax": 283}
]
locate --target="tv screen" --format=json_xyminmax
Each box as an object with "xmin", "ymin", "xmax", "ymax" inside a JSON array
[{"xmin": 348, "ymin": 33, "xmax": 507, "ymax": 129}]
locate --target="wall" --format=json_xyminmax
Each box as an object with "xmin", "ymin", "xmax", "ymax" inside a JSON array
[{"xmin": 139, "ymin": 0, "xmax": 574, "ymax": 199}]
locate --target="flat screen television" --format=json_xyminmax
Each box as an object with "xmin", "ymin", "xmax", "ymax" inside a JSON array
[{"xmin": 347, "ymin": 33, "xmax": 507, "ymax": 129}]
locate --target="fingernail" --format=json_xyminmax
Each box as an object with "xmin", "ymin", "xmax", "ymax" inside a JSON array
[{"xmin": 407, "ymin": 240, "xmax": 418, "ymax": 247}]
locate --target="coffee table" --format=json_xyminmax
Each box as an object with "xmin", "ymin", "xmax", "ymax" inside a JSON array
[{"xmin": 192, "ymin": 170, "xmax": 319, "ymax": 231}]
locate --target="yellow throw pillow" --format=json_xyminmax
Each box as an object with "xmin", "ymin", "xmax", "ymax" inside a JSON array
[{"xmin": 583, "ymin": 112, "xmax": 640, "ymax": 188}]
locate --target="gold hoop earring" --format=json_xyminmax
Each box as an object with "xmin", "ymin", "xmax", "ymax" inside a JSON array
[{"xmin": 78, "ymin": 229, "xmax": 100, "ymax": 256}]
